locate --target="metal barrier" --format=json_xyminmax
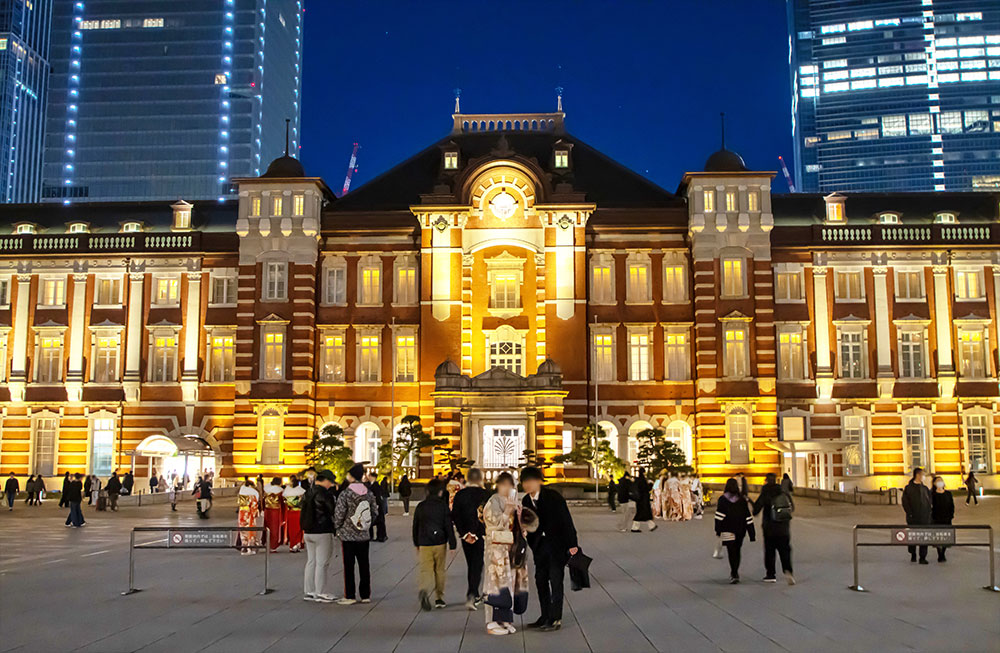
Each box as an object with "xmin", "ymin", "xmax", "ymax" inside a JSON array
[
  {"xmin": 849, "ymin": 524, "xmax": 998, "ymax": 592},
  {"xmin": 122, "ymin": 526, "xmax": 272, "ymax": 596}
]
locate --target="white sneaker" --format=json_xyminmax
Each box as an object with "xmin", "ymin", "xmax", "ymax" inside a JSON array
[
  {"xmin": 360, "ymin": 598, "xmax": 371, "ymax": 604},
  {"xmin": 337, "ymin": 598, "xmax": 357, "ymax": 606},
  {"xmin": 487, "ymin": 622, "xmax": 508, "ymax": 636},
  {"xmin": 504, "ymin": 623, "xmax": 517, "ymax": 634},
  {"xmin": 315, "ymin": 594, "xmax": 336, "ymax": 603},
  {"xmin": 303, "ymin": 593, "xmax": 317, "ymax": 602}
]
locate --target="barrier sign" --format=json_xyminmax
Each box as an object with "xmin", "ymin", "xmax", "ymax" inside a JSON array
[
  {"xmin": 167, "ymin": 530, "xmax": 233, "ymax": 548},
  {"xmin": 890, "ymin": 527, "xmax": 955, "ymax": 546}
]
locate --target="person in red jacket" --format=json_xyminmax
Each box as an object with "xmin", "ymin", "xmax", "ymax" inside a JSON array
[
  {"xmin": 262, "ymin": 477, "xmax": 285, "ymax": 552},
  {"xmin": 283, "ymin": 477, "xmax": 306, "ymax": 552}
]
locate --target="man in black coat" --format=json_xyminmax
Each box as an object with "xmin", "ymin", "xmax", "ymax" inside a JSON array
[
  {"xmin": 412, "ymin": 480, "xmax": 457, "ymax": 610},
  {"xmin": 451, "ymin": 468, "xmax": 490, "ymax": 609},
  {"xmin": 521, "ymin": 466, "xmax": 578, "ymax": 632},
  {"xmin": 752, "ymin": 473, "xmax": 794, "ymax": 584},
  {"xmin": 616, "ymin": 472, "xmax": 635, "ymax": 532},
  {"xmin": 902, "ymin": 467, "xmax": 933, "ymax": 564},
  {"xmin": 59, "ymin": 472, "xmax": 71, "ymax": 507},
  {"xmin": 106, "ymin": 472, "xmax": 122, "ymax": 511},
  {"xmin": 122, "ymin": 471, "xmax": 134, "ymax": 496},
  {"xmin": 64, "ymin": 473, "xmax": 85, "ymax": 527},
  {"xmin": 6, "ymin": 472, "xmax": 20, "ymax": 511}
]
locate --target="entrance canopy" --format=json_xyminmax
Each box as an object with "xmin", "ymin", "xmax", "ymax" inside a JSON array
[
  {"xmin": 766, "ymin": 440, "xmax": 852, "ymax": 454},
  {"xmin": 134, "ymin": 434, "xmax": 215, "ymax": 458}
]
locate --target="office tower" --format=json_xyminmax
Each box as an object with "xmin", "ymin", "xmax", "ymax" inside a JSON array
[
  {"xmin": 42, "ymin": 0, "xmax": 303, "ymax": 203},
  {"xmin": 0, "ymin": 0, "xmax": 52, "ymax": 203},
  {"xmin": 788, "ymin": 0, "xmax": 1000, "ymax": 192}
]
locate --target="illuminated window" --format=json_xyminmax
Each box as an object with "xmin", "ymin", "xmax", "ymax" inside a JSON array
[
  {"xmin": 443, "ymin": 151, "xmax": 458, "ymax": 170},
  {"xmin": 90, "ymin": 418, "xmax": 115, "ymax": 477},
  {"xmin": 173, "ymin": 209, "xmax": 191, "ymax": 230},
  {"xmin": 143, "ymin": 17, "xmax": 164, "ymax": 28},
  {"xmin": 92, "ymin": 335, "xmax": 119, "ymax": 383},
  {"xmin": 358, "ymin": 331, "xmax": 381, "ymax": 382},
  {"xmin": 95, "ymin": 277, "xmax": 122, "ymax": 305},
  {"xmin": 938, "ymin": 111, "xmax": 962, "ymax": 134},
  {"xmin": 934, "ymin": 212, "xmax": 957, "ymax": 224},
  {"xmin": 554, "ymin": 150, "xmax": 569, "ymax": 168},
  {"xmin": 263, "ymin": 262, "xmax": 287, "ymax": 301},
  {"xmin": 15, "ymin": 223, "xmax": 36, "ymax": 234},
  {"xmin": 39, "ymin": 277, "xmax": 66, "ymax": 306},
  {"xmin": 878, "ymin": 212, "xmax": 899, "ymax": 224},
  {"xmin": 488, "ymin": 327, "xmax": 523, "ymax": 375},
  {"xmin": 958, "ymin": 329, "xmax": 986, "ymax": 378},
  {"xmin": 775, "ymin": 269, "xmax": 803, "ymax": 301},
  {"xmin": 881, "ymin": 114, "xmax": 906, "ymax": 137},
  {"xmin": 964, "ymin": 414, "xmax": 991, "ymax": 473},
  {"xmin": 835, "ymin": 270, "xmax": 864, "ymax": 301},
  {"xmin": 0, "ymin": 277, "xmax": 9, "ymax": 307},
  {"xmin": 153, "ymin": 276, "xmax": 179, "ymax": 305},
  {"xmin": 259, "ymin": 413, "xmax": 283, "ymax": 465},
  {"xmin": 271, "ymin": 196, "xmax": 283, "ymax": 216},
  {"xmin": 899, "ymin": 329, "xmax": 925, "ymax": 378},
  {"xmin": 825, "ymin": 200, "xmax": 845, "ymax": 222},
  {"xmin": 31, "ymin": 417, "xmax": 58, "ymax": 476},
  {"xmin": 250, "ymin": 196, "xmax": 262, "ymax": 216},
  {"xmin": 36, "ymin": 336, "xmax": 63, "ymax": 383},
  {"xmin": 209, "ymin": 270, "xmax": 237, "ymax": 306},
  {"xmin": 628, "ymin": 329, "xmax": 651, "ymax": 381},
  {"xmin": 842, "ymin": 414, "xmax": 868, "ymax": 475},
  {"xmin": 662, "ymin": 263, "xmax": 686, "ymax": 303},
  {"xmin": 394, "ymin": 258, "xmax": 417, "ymax": 305},
  {"xmin": 723, "ymin": 324, "xmax": 749, "ymax": 378},
  {"xmin": 150, "ymin": 335, "xmax": 177, "ymax": 382},
  {"xmin": 262, "ymin": 329, "xmax": 285, "ymax": 380},
  {"xmin": 721, "ymin": 258, "xmax": 745, "ymax": 297},
  {"xmin": 208, "ymin": 334, "xmax": 234, "ymax": 382},
  {"xmin": 727, "ymin": 410, "xmax": 751, "ymax": 464},
  {"xmin": 592, "ymin": 330, "xmax": 614, "ymax": 381},
  {"xmin": 68, "ymin": 222, "xmax": 89, "ymax": 234},
  {"xmin": 215, "ymin": 74, "xmax": 228, "ymax": 85},
  {"xmin": 702, "ymin": 189, "xmax": 715, "ymax": 212},
  {"xmin": 491, "ymin": 271, "xmax": 520, "ymax": 310},
  {"xmin": 895, "ymin": 270, "xmax": 923, "ymax": 300},
  {"xmin": 664, "ymin": 330, "xmax": 689, "ymax": 381},
  {"xmin": 323, "ymin": 259, "xmax": 347, "ymax": 305},
  {"xmin": 725, "ymin": 190, "xmax": 737, "ymax": 212},
  {"xmin": 358, "ymin": 256, "xmax": 382, "ymax": 306},
  {"xmin": 955, "ymin": 269, "xmax": 982, "ymax": 300},
  {"xmin": 747, "ymin": 191, "xmax": 759, "ymax": 212},
  {"xmin": 395, "ymin": 332, "xmax": 417, "ymax": 382},
  {"xmin": 293, "ymin": 194, "xmax": 305, "ymax": 216},
  {"xmin": 903, "ymin": 414, "xmax": 928, "ymax": 471},
  {"xmin": 100, "ymin": 19, "xmax": 121, "ymax": 29},
  {"xmin": 321, "ymin": 332, "xmax": 346, "ymax": 382},
  {"xmin": 0, "ymin": 38, "xmax": 7, "ymax": 50},
  {"xmin": 590, "ymin": 255, "xmax": 614, "ymax": 303},
  {"xmin": 122, "ymin": 221, "xmax": 142, "ymax": 233},
  {"xmin": 778, "ymin": 328, "xmax": 806, "ymax": 380},
  {"xmin": 626, "ymin": 256, "xmax": 651, "ymax": 303},
  {"xmin": 838, "ymin": 329, "xmax": 866, "ymax": 379}
]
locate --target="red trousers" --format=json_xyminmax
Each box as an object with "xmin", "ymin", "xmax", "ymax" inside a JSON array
[
  {"xmin": 263, "ymin": 507, "xmax": 284, "ymax": 551},
  {"xmin": 285, "ymin": 509, "xmax": 303, "ymax": 551}
]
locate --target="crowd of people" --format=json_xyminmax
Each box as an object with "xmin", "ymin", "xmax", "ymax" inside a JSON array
[{"xmin": 611, "ymin": 469, "xmax": 705, "ymax": 532}]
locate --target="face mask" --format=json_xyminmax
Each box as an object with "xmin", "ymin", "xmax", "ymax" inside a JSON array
[{"xmin": 934, "ymin": 481, "xmax": 945, "ymax": 489}]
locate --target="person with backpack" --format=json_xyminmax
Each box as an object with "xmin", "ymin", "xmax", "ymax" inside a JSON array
[
  {"xmin": 752, "ymin": 473, "xmax": 795, "ymax": 585},
  {"xmin": 301, "ymin": 469, "xmax": 338, "ymax": 602},
  {"xmin": 412, "ymin": 479, "xmax": 457, "ymax": 610},
  {"xmin": 334, "ymin": 464, "xmax": 378, "ymax": 605}
]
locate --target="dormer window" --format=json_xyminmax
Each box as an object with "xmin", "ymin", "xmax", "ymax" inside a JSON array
[
  {"xmin": 171, "ymin": 201, "xmax": 192, "ymax": 230},
  {"xmin": 443, "ymin": 151, "xmax": 459, "ymax": 170},
  {"xmin": 824, "ymin": 193, "xmax": 846, "ymax": 223},
  {"xmin": 122, "ymin": 221, "xmax": 143, "ymax": 233},
  {"xmin": 15, "ymin": 223, "xmax": 36, "ymax": 234},
  {"xmin": 68, "ymin": 222, "xmax": 89, "ymax": 234},
  {"xmin": 554, "ymin": 149, "xmax": 570, "ymax": 169},
  {"xmin": 935, "ymin": 212, "xmax": 957, "ymax": 224},
  {"xmin": 878, "ymin": 212, "xmax": 899, "ymax": 225}
]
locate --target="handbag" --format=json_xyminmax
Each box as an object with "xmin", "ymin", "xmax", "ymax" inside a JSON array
[{"xmin": 510, "ymin": 511, "xmax": 528, "ymax": 569}]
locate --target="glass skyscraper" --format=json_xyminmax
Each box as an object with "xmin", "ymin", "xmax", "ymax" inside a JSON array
[
  {"xmin": 788, "ymin": 0, "xmax": 1000, "ymax": 193},
  {"xmin": 42, "ymin": 0, "xmax": 303, "ymax": 203},
  {"xmin": 0, "ymin": 0, "xmax": 52, "ymax": 203}
]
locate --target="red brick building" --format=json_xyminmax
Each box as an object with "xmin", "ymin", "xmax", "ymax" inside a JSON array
[{"xmin": 1, "ymin": 110, "xmax": 997, "ymax": 490}]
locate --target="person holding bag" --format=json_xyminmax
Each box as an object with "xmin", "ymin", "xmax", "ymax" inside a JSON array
[
  {"xmin": 482, "ymin": 472, "xmax": 532, "ymax": 636},
  {"xmin": 715, "ymin": 477, "xmax": 755, "ymax": 584}
]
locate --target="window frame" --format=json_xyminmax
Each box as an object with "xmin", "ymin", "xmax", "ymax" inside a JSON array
[
  {"xmin": 625, "ymin": 253, "xmax": 652, "ymax": 304},
  {"xmin": 393, "ymin": 327, "xmax": 418, "ymax": 383},
  {"xmin": 661, "ymin": 257, "xmax": 687, "ymax": 303},
  {"xmin": 319, "ymin": 328, "xmax": 347, "ymax": 382},
  {"xmin": 356, "ymin": 327, "xmax": 382, "ymax": 383},
  {"xmin": 894, "ymin": 268, "xmax": 925, "ymax": 301},
  {"xmin": 589, "ymin": 253, "xmax": 615, "ymax": 305},
  {"xmin": 954, "ymin": 268, "xmax": 983, "ymax": 301},
  {"xmin": 726, "ymin": 408, "xmax": 751, "ymax": 465},
  {"xmin": 262, "ymin": 261, "xmax": 288, "ymax": 302},
  {"xmin": 841, "ymin": 411, "xmax": 870, "ymax": 476},
  {"xmin": 963, "ymin": 412, "xmax": 992, "ymax": 474},
  {"xmin": 206, "ymin": 330, "xmax": 236, "ymax": 383},
  {"xmin": 720, "ymin": 257, "xmax": 747, "ymax": 298},
  {"xmin": 774, "ymin": 267, "xmax": 805, "ymax": 303},
  {"xmin": 663, "ymin": 326, "xmax": 691, "ymax": 381},
  {"xmin": 486, "ymin": 326, "xmax": 524, "ymax": 376},
  {"xmin": 357, "ymin": 255, "xmax": 383, "ymax": 307},
  {"xmin": 260, "ymin": 326, "xmax": 286, "ymax": 381},
  {"xmin": 30, "ymin": 414, "xmax": 59, "ymax": 477},
  {"xmin": 93, "ymin": 275, "xmax": 123, "ymax": 307},
  {"xmin": 722, "ymin": 321, "xmax": 750, "ymax": 379},
  {"xmin": 208, "ymin": 269, "xmax": 238, "ymax": 307},
  {"xmin": 956, "ymin": 324, "xmax": 988, "ymax": 379},
  {"xmin": 34, "ymin": 331, "xmax": 66, "ymax": 383},
  {"xmin": 152, "ymin": 275, "xmax": 180, "ymax": 306},
  {"xmin": 393, "ymin": 255, "xmax": 418, "ymax": 306},
  {"xmin": 38, "ymin": 275, "xmax": 67, "ymax": 308},
  {"xmin": 896, "ymin": 325, "xmax": 928, "ymax": 379},
  {"xmin": 836, "ymin": 325, "xmax": 868, "ymax": 379},
  {"xmin": 148, "ymin": 331, "xmax": 179, "ymax": 383},
  {"xmin": 322, "ymin": 257, "xmax": 348, "ymax": 306},
  {"xmin": 776, "ymin": 324, "xmax": 808, "ymax": 381},
  {"xmin": 590, "ymin": 325, "xmax": 616, "ymax": 382},
  {"xmin": 90, "ymin": 330, "xmax": 121, "ymax": 383},
  {"xmin": 626, "ymin": 326, "xmax": 653, "ymax": 382},
  {"xmin": 903, "ymin": 412, "xmax": 930, "ymax": 472},
  {"xmin": 834, "ymin": 269, "xmax": 865, "ymax": 302}
]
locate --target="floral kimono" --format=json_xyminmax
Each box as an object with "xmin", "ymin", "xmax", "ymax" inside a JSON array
[
  {"xmin": 666, "ymin": 476, "xmax": 684, "ymax": 521},
  {"xmin": 652, "ymin": 478, "xmax": 663, "ymax": 519},
  {"xmin": 691, "ymin": 477, "xmax": 704, "ymax": 518},
  {"xmin": 237, "ymin": 484, "xmax": 260, "ymax": 553},
  {"xmin": 262, "ymin": 483, "xmax": 285, "ymax": 551},
  {"xmin": 282, "ymin": 484, "xmax": 305, "ymax": 551},
  {"xmin": 482, "ymin": 493, "xmax": 529, "ymax": 624},
  {"xmin": 680, "ymin": 477, "xmax": 694, "ymax": 521}
]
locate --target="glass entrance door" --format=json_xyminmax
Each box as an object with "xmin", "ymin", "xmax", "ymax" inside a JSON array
[{"xmin": 482, "ymin": 426, "xmax": 525, "ymax": 470}]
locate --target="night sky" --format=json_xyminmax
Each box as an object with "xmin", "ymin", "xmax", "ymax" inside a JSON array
[{"xmin": 300, "ymin": 1, "xmax": 795, "ymax": 195}]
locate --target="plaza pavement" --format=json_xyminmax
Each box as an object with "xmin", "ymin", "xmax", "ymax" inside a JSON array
[{"xmin": 1, "ymin": 493, "xmax": 997, "ymax": 653}]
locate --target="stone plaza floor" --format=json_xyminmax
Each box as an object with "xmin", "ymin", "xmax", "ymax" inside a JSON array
[{"xmin": 1, "ymin": 493, "xmax": 997, "ymax": 652}]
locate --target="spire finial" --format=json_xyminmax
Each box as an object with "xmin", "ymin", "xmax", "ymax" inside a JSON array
[
  {"xmin": 556, "ymin": 86, "xmax": 564, "ymax": 112},
  {"xmin": 284, "ymin": 118, "xmax": 290, "ymax": 157},
  {"xmin": 453, "ymin": 88, "xmax": 461, "ymax": 114},
  {"xmin": 720, "ymin": 112, "xmax": 726, "ymax": 150}
]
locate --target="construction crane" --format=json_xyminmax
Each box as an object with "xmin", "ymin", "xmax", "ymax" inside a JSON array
[
  {"xmin": 778, "ymin": 156, "xmax": 796, "ymax": 192},
  {"xmin": 341, "ymin": 142, "xmax": 360, "ymax": 196}
]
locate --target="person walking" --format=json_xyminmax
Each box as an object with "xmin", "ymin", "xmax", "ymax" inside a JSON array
[
  {"xmin": 715, "ymin": 478, "xmax": 756, "ymax": 584},
  {"xmin": 157, "ymin": 475, "xmax": 168, "ymax": 494},
  {"xmin": 59, "ymin": 472, "xmax": 71, "ymax": 508},
  {"xmin": 752, "ymin": 473, "xmax": 795, "ymax": 585},
  {"xmin": 412, "ymin": 480, "xmax": 457, "ymax": 610},
  {"xmin": 902, "ymin": 467, "xmax": 933, "ymax": 564},
  {"xmin": 652, "ymin": 472, "xmax": 664, "ymax": 519},
  {"xmin": 690, "ymin": 474, "xmax": 704, "ymax": 519},
  {"xmin": 122, "ymin": 471, "xmax": 134, "ymax": 496},
  {"xmin": 149, "ymin": 470, "xmax": 159, "ymax": 494},
  {"xmin": 630, "ymin": 468, "xmax": 657, "ymax": 532},
  {"xmin": 607, "ymin": 477, "xmax": 617, "ymax": 512},
  {"xmin": 195, "ymin": 475, "xmax": 213, "ymax": 518},
  {"xmin": 64, "ymin": 473, "xmax": 86, "ymax": 528},
  {"xmin": 24, "ymin": 475, "xmax": 36, "ymax": 505},
  {"xmin": 680, "ymin": 473, "xmax": 694, "ymax": 521},
  {"xmin": 398, "ymin": 474, "xmax": 412, "ymax": 516},
  {"xmin": 283, "ymin": 477, "xmax": 306, "ymax": 552},
  {"xmin": 334, "ymin": 464, "xmax": 378, "ymax": 605},
  {"xmin": 5, "ymin": 472, "xmax": 19, "ymax": 510},
  {"xmin": 106, "ymin": 472, "xmax": 121, "ymax": 511},
  {"xmin": 452, "ymin": 468, "xmax": 490, "ymax": 610},
  {"xmin": 90, "ymin": 475, "xmax": 101, "ymax": 506},
  {"xmin": 781, "ymin": 473, "xmax": 794, "ymax": 495},
  {"xmin": 301, "ymin": 469, "xmax": 338, "ymax": 602},
  {"xmin": 616, "ymin": 472, "xmax": 635, "ymax": 532},
  {"xmin": 84, "ymin": 475, "xmax": 93, "ymax": 505},
  {"xmin": 965, "ymin": 472, "xmax": 980, "ymax": 505},
  {"xmin": 169, "ymin": 477, "xmax": 181, "ymax": 511},
  {"xmin": 665, "ymin": 472, "xmax": 682, "ymax": 521},
  {"xmin": 482, "ymin": 472, "xmax": 530, "ymax": 636},
  {"xmin": 262, "ymin": 477, "xmax": 285, "ymax": 552},
  {"xmin": 237, "ymin": 478, "xmax": 261, "ymax": 555},
  {"xmin": 372, "ymin": 474, "xmax": 388, "ymax": 542},
  {"xmin": 520, "ymin": 466, "xmax": 578, "ymax": 633},
  {"xmin": 931, "ymin": 475, "xmax": 954, "ymax": 563}
]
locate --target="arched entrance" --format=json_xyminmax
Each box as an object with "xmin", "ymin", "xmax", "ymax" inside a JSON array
[
  {"xmin": 134, "ymin": 434, "xmax": 217, "ymax": 486},
  {"xmin": 353, "ymin": 422, "xmax": 382, "ymax": 465},
  {"xmin": 626, "ymin": 420, "xmax": 653, "ymax": 466},
  {"xmin": 664, "ymin": 420, "xmax": 694, "ymax": 466}
]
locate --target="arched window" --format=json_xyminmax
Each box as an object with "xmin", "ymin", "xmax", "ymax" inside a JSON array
[
  {"xmin": 664, "ymin": 420, "xmax": 693, "ymax": 464},
  {"xmin": 627, "ymin": 420, "xmax": 653, "ymax": 464},
  {"xmin": 259, "ymin": 409, "xmax": 283, "ymax": 465},
  {"xmin": 598, "ymin": 421, "xmax": 619, "ymax": 456},
  {"xmin": 486, "ymin": 325, "xmax": 523, "ymax": 375},
  {"xmin": 354, "ymin": 422, "xmax": 382, "ymax": 465}
]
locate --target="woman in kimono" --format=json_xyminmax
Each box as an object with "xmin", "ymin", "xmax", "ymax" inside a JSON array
[
  {"xmin": 262, "ymin": 477, "xmax": 285, "ymax": 552},
  {"xmin": 282, "ymin": 477, "xmax": 305, "ymax": 552},
  {"xmin": 237, "ymin": 478, "xmax": 261, "ymax": 555},
  {"xmin": 482, "ymin": 472, "xmax": 530, "ymax": 636},
  {"xmin": 652, "ymin": 473, "xmax": 664, "ymax": 519},
  {"xmin": 666, "ymin": 472, "xmax": 683, "ymax": 521},
  {"xmin": 690, "ymin": 474, "xmax": 704, "ymax": 519},
  {"xmin": 679, "ymin": 473, "xmax": 694, "ymax": 521}
]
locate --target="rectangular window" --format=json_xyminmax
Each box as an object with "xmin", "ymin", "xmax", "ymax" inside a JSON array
[
  {"xmin": 209, "ymin": 271, "xmax": 237, "ymax": 305},
  {"xmin": 593, "ymin": 332, "xmax": 614, "ymax": 381},
  {"xmin": 395, "ymin": 334, "xmax": 416, "ymax": 382},
  {"xmin": 835, "ymin": 270, "xmax": 863, "ymax": 300},
  {"xmin": 825, "ymin": 201, "xmax": 845, "ymax": 221},
  {"xmin": 37, "ymin": 336, "xmax": 63, "ymax": 382},
  {"xmin": 965, "ymin": 414, "xmax": 991, "ymax": 473},
  {"xmin": 32, "ymin": 418, "xmax": 58, "ymax": 476},
  {"xmin": 90, "ymin": 418, "xmax": 115, "ymax": 477},
  {"xmin": 843, "ymin": 415, "xmax": 868, "ymax": 475},
  {"xmin": 271, "ymin": 196, "xmax": 283, "ymax": 216},
  {"xmin": 955, "ymin": 270, "xmax": 982, "ymax": 299},
  {"xmin": 627, "ymin": 263, "xmax": 650, "ymax": 303},
  {"xmin": 938, "ymin": 111, "xmax": 963, "ymax": 134},
  {"xmin": 909, "ymin": 114, "xmax": 932, "ymax": 135},
  {"xmin": 324, "ymin": 264, "xmax": 346, "ymax": 305},
  {"xmin": 904, "ymin": 415, "xmax": 928, "ymax": 471},
  {"xmin": 958, "ymin": 330, "xmax": 985, "ymax": 378},
  {"xmin": 154, "ymin": 277, "xmax": 179, "ymax": 305},
  {"xmin": 262, "ymin": 331, "xmax": 284, "ymax": 380},
  {"xmin": 775, "ymin": 270, "xmax": 803, "ymax": 301},
  {"xmin": 881, "ymin": 114, "xmax": 907, "ymax": 136},
  {"xmin": 725, "ymin": 190, "xmax": 737, "ymax": 212},
  {"xmin": 93, "ymin": 336, "xmax": 119, "ymax": 383},
  {"xmin": 899, "ymin": 330, "xmax": 925, "ymax": 378},
  {"xmin": 721, "ymin": 258, "xmax": 745, "ymax": 297},
  {"xmin": 839, "ymin": 330, "xmax": 865, "ymax": 379},
  {"xmin": 321, "ymin": 333, "xmax": 346, "ymax": 381},
  {"xmin": 259, "ymin": 415, "xmax": 282, "ymax": 465},
  {"xmin": 703, "ymin": 189, "xmax": 715, "ymax": 212},
  {"xmin": 0, "ymin": 277, "xmax": 9, "ymax": 306},
  {"xmin": 728, "ymin": 413, "xmax": 750, "ymax": 464},
  {"xmin": 208, "ymin": 334, "xmax": 235, "ymax": 382},
  {"xmin": 724, "ymin": 326, "xmax": 748, "ymax": 378},
  {"xmin": 95, "ymin": 277, "xmax": 122, "ymax": 305},
  {"xmin": 359, "ymin": 333, "xmax": 381, "ymax": 382},
  {"xmin": 444, "ymin": 151, "xmax": 459, "ymax": 169},
  {"xmin": 251, "ymin": 196, "xmax": 262, "ymax": 216},
  {"xmin": 292, "ymin": 194, "xmax": 305, "ymax": 216},
  {"xmin": 554, "ymin": 150, "xmax": 569, "ymax": 168},
  {"xmin": 895, "ymin": 270, "xmax": 923, "ymax": 299},
  {"xmin": 360, "ymin": 265, "xmax": 382, "ymax": 305},
  {"xmin": 662, "ymin": 264, "xmax": 686, "ymax": 303},
  {"xmin": 778, "ymin": 330, "xmax": 805, "ymax": 380},
  {"xmin": 747, "ymin": 191, "xmax": 759, "ymax": 212},
  {"xmin": 628, "ymin": 331, "xmax": 650, "ymax": 381},
  {"xmin": 150, "ymin": 336, "xmax": 177, "ymax": 382},
  {"xmin": 396, "ymin": 265, "xmax": 417, "ymax": 305},
  {"xmin": 591, "ymin": 263, "xmax": 613, "ymax": 303},
  {"xmin": 489, "ymin": 335, "xmax": 522, "ymax": 375},
  {"xmin": 40, "ymin": 277, "xmax": 65, "ymax": 306},
  {"xmin": 491, "ymin": 272, "xmax": 520, "ymax": 309},
  {"xmin": 263, "ymin": 262, "xmax": 287, "ymax": 301},
  {"xmin": 665, "ymin": 331, "xmax": 690, "ymax": 381}
]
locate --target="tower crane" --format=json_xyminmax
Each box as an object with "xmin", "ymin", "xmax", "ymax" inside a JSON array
[
  {"xmin": 341, "ymin": 142, "xmax": 360, "ymax": 196},
  {"xmin": 778, "ymin": 156, "xmax": 796, "ymax": 192}
]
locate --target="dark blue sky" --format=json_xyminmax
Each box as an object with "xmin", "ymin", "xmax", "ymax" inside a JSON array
[{"xmin": 300, "ymin": 1, "xmax": 795, "ymax": 195}]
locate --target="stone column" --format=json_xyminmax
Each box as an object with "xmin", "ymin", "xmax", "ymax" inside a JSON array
[
  {"xmin": 431, "ymin": 220, "xmax": 451, "ymax": 321},
  {"xmin": 65, "ymin": 272, "xmax": 89, "ymax": 402},
  {"xmin": 8, "ymin": 273, "xmax": 32, "ymax": 402},
  {"xmin": 461, "ymin": 410, "xmax": 472, "ymax": 461},
  {"xmin": 181, "ymin": 270, "xmax": 202, "ymax": 403},
  {"xmin": 812, "ymin": 265, "xmax": 833, "ymax": 398},
  {"xmin": 932, "ymin": 264, "xmax": 955, "ymax": 397},
  {"xmin": 872, "ymin": 266, "xmax": 894, "ymax": 398},
  {"xmin": 123, "ymin": 271, "xmax": 145, "ymax": 402},
  {"xmin": 526, "ymin": 408, "xmax": 537, "ymax": 454},
  {"xmin": 553, "ymin": 214, "xmax": 575, "ymax": 320}
]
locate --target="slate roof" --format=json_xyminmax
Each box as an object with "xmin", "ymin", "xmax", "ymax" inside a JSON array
[
  {"xmin": 0, "ymin": 199, "xmax": 239, "ymax": 234},
  {"xmin": 772, "ymin": 192, "xmax": 999, "ymax": 226}
]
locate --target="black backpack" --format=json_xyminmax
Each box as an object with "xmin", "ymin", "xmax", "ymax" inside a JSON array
[
  {"xmin": 299, "ymin": 489, "xmax": 317, "ymax": 532},
  {"xmin": 770, "ymin": 491, "xmax": 793, "ymax": 522}
]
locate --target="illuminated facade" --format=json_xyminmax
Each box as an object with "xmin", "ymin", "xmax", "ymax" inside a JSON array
[{"xmin": 1, "ymin": 110, "xmax": 998, "ymax": 490}]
